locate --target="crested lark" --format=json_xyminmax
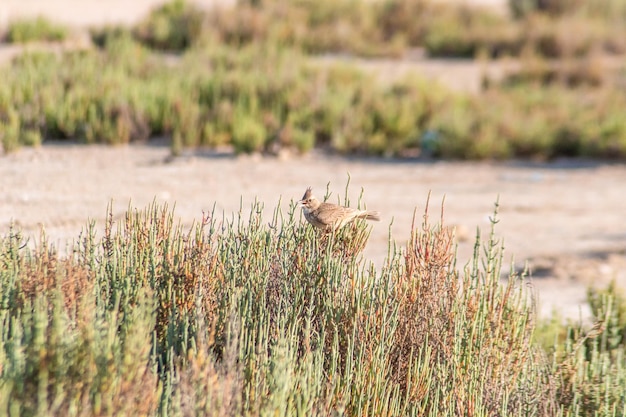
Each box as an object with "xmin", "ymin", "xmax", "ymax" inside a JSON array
[{"xmin": 298, "ymin": 187, "xmax": 380, "ymax": 230}]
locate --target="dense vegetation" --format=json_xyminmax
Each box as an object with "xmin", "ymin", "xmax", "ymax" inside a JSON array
[
  {"xmin": 1, "ymin": 197, "xmax": 626, "ymax": 416},
  {"xmin": 1, "ymin": 0, "xmax": 626, "ymax": 158}
]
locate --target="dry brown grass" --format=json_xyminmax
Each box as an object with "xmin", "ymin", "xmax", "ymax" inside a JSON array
[
  {"xmin": 177, "ymin": 324, "xmax": 241, "ymax": 417},
  {"xmin": 383, "ymin": 199, "xmax": 558, "ymax": 414},
  {"xmin": 391, "ymin": 202, "xmax": 456, "ymax": 398},
  {"xmin": 17, "ymin": 240, "xmax": 94, "ymax": 319}
]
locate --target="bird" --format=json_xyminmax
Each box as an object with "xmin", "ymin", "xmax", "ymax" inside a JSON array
[{"xmin": 298, "ymin": 187, "xmax": 380, "ymax": 230}]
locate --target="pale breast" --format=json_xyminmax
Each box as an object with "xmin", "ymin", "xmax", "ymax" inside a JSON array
[{"xmin": 303, "ymin": 211, "xmax": 328, "ymax": 228}]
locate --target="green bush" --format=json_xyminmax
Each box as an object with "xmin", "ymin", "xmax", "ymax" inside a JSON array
[
  {"xmin": 587, "ymin": 281, "xmax": 626, "ymax": 349},
  {"xmin": 423, "ymin": 5, "xmax": 520, "ymax": 58},
  {"xmin": 429, "ymin": 85, "xmax": 626, "ymax": 160},
  {"xmin": 133, "ymin": 0, "xmax": 205, "ymax": 51},
  {"xmin": 203, "ymin": 0, "xmax": 412, "ymax": 57},
  {"xmin": 543, "ymin": 281, "xmax": 626, "ymax": 415},
  {"xmin": 3, "ymin": 18, "xmax": 626, "ymax": 160},
  {"xmin": 0, "ymin": 105, "xmax": 21, "ymax": 153},
  {"xmin": 509, "ymin": 0, "xmax": 626, "ymax": 19},
  {"xmin": 88, "ymin": 0, "xmax": 624, "ymax": 60},
  {"xmin": 4, "ymin": 16, "xmax": 68, "ymax": 43},
  {"xmin": 231, "ymin": 112, "xmax": 267, "ymax": 154},
  {"xmin": 89, "ymin": 25, "xmax": 134, "ymax": 49}
]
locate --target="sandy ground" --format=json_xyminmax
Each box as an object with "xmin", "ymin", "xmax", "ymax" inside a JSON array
[
  {"xmin": 1, "ymin": 144, "xmax": 625, "ymax": 320},
  {"xmin": 1, "ymin": 0, "xmax": 625, "ymax": 321}
]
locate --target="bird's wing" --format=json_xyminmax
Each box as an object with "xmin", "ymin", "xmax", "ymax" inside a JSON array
[{"xmin": 316, "ymin": 203, "xmax": 354, "ymax": 224}]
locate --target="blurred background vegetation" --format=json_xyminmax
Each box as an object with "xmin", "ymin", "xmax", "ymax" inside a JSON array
[{"xmin": 1, "ymin": 0, "xmax": 626, "ymax": 159}]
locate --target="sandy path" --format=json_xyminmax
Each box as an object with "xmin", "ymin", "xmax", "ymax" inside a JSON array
[{"xmin": 1, "ymin": 144, "xmax": 625, "ymax": 319}]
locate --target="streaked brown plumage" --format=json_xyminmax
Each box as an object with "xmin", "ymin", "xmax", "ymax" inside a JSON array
[{"xmin": 298, "ymin": 187, "xmax": 380, "ymax": 230}]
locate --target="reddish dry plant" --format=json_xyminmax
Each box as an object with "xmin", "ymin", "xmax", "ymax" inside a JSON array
[
  {"xmin": 392, "ymin": 202, "xmax": 457, "ymax": 400},
  {"xmin": 20, "ymin": 248, "xmax": 94, "ymax": 317},
  {"xmin": 90, "ymin": 362, "xmax": 159, "ymax": 417},
  {"xmin": 15, "ymin": 265, "xmax": 158, "ymax": 416},
  {"xmin": 178, "ymin": 342, "xmax": 241, "ymax": 417},
  {"xmin": 389, "ymin": 200, "xmax": 550, "ymax": 415}
]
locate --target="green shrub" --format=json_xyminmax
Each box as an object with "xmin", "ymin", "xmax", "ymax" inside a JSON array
[
  {"xmin": 587, "ymin": 281, "xmax": 626, "ymax": 349},
  {"xmin": 0, "ymin": 105, "xmax": 21, "ymax": 153},
  {"xmin": 509, "ymin": 0, "xmax": 540, "ymax": 18},
  {"xmin": 89, "ymin": 25, "xmax": 134, "ymax": 49},
  {"xmin": 504, "ymin": 49, "xmax": 610, "ymax": 87},
  {"xmin": 203, "ymin": 0, "xmax": 407, "ymax": 57},
  {"xmin": 543, "ymin": 281, "xmax": 626, "ymax": 415},
  {"xmin": 3, "ymin": 25, "xmax": 626, "ymax": 160},
  {"xmin": 133, "ymin": 0, "xmax": 205, "ymax": 51},
  {"xmin": 20, "ymin": 129, "xmax": 42, "ymax": 147},
  {"xmin": 520, "ymin": 14, "xmax": 616, "ymax": 58},
  {"xmin": 4, "ymin": 16, "xmax": 68, "ymax": 43},
  {"xmin": 431, "ymin": 95, "xmax": 511, "ymax": 159},
  {"xmin": 189, "ymin": 0, "xmax": 626, "ymax": 60},
  {"xmin": 423, "ymin": 4, "xmax": 519, "ymax": 58},
  {"xmin": 378, "ymin": 0, "xmax": 430, "ymax": 46},
  {"xmin": 430, "ymin": 85, "xmax": 626, "ymax": 160},
  {"xmin": 279, "ymin": 109, "xmax": 316, "ymax": 153},
  {"xmin": 231, "ymin": 112, "xmax": 267, "ymax": 154},
  {"xmin": 171, "ymin": 99, "xmax": 202, "ymax": 155},
  {"xmin": 509, "ymin": 0, "xmax": 626, "ymax": 19},
  {"xmin": 22, "ymin": 0, "xmax": 605, "ymax": 60}
]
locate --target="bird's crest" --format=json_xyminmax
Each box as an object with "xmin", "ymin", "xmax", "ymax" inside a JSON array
[{"xmin": 301, "ymin": 187, "xmax": 313, "ymax": 201}]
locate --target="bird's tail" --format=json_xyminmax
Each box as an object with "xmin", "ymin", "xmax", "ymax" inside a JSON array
[{"xmin": 359, "ymin": 211, "xmax": 380, "ymax": 222}]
